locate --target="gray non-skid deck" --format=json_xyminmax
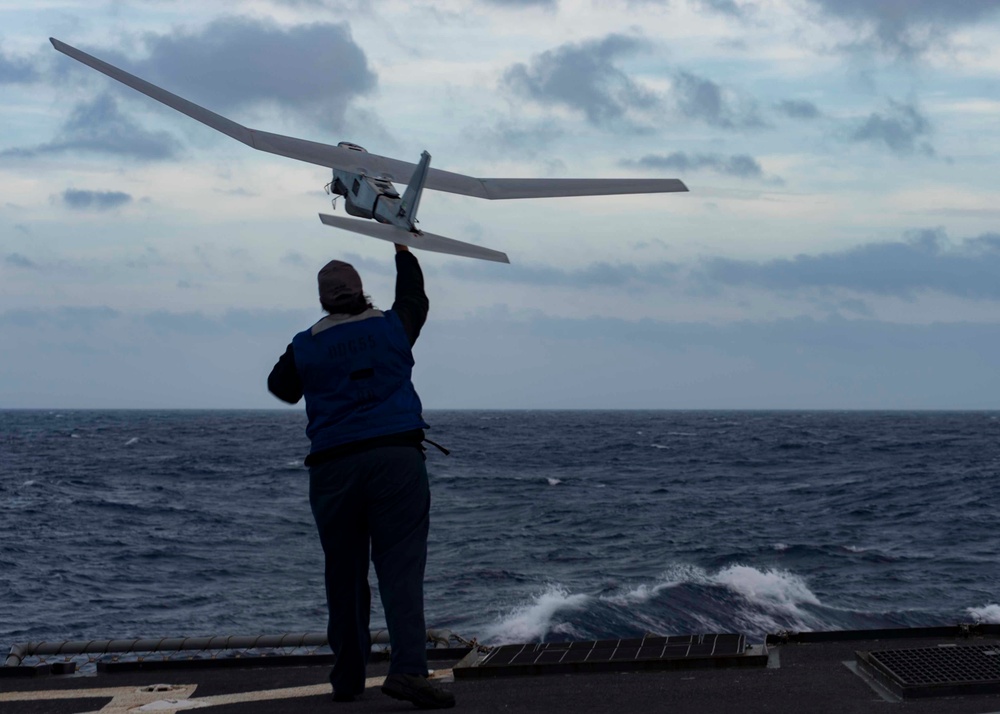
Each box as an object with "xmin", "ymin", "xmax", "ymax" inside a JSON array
[{"xmin": 3, "ymin": 629, "xmax": 1000, "ymax": 713}]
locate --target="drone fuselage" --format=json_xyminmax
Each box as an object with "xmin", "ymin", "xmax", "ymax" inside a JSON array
[
  {"xmin": 327, "ymin": 143, "xmax": 428, "ymax": 233},
  {"xmin": 330, "ymin": 171, "xmax": 401, "ymax": 223}
]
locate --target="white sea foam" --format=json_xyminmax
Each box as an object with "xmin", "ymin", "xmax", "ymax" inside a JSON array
[
  {"xmin": 125, "ymin": 437, "xmax": 140, "ymax": 446},
  {"xmin": 603, "ymin": 563, "xmax": 823, "ymax": 633},
  {"xmin": 600, "ymin": 564, "xmax": 706, "ymax": 606},
  {"xmin": 713, "ymin": 565, "xmax": 821, "ymax": 610},
  {"xmin": 772, "ymin": 543, "xmax": 790, "ymax": 551},
  {"xmin": 70, "ymin": 433, "xmax": 80, "ymax": 438},
  {"xmin": 546, "ymin": 477, "xmax": 562, "ymax": 486},
  {"xmin": 650, "ymin": 444, "xmax": 670, "ymax": 450},
  {"xmin": 483, "ymin": 586, "xmax": 590, "ymax": 644},
  {"xmin": 22, "ymin": 480, "xmax": 37, "ymax": 487},
  {"xmin": 601, "ymin": 580, "xmax": 675, "ymax": 606},
  {"xmin": 968, "ymin": 604, "xmax": 1000, "ymax": 624}
]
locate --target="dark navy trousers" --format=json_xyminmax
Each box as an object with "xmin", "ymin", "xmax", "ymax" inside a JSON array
[{"xmin": 308, "ymin": 445, "xmax": 430, "ymax": 695}]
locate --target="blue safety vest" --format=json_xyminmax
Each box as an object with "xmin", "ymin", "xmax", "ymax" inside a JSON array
[{"xmin": 292, "ymin": 308, "xmax": 428, "ymax": 454}]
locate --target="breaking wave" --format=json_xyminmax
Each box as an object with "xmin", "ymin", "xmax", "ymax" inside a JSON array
[
  {"xmin": 968, "ymin": 604, "xmax": 1000, "ymax": 624},
  {"xmin": 483, "ymin": 564, "xmax": 831, "ymax": 644}
]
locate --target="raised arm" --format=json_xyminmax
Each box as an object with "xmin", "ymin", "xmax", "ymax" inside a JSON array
[{"xmin": 391, "ymin": 245, "xmax": 429, "ymax": 346}]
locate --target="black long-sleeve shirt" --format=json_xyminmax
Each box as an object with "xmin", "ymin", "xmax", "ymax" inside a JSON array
[{"xmin": 267, "ymin": 251, "xmax": 429, "ymax": 464}]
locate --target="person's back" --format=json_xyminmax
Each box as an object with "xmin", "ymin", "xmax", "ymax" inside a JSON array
[{"xmin": 268, "ymin": 245, "xmax": 454, "ymax": 709}]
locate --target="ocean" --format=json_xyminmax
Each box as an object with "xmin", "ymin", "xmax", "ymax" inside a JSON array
[{"xmin": 2, "ymin": 409, "xmax": 998, "ymax": 656}]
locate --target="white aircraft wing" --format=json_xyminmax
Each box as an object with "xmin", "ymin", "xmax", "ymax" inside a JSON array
[
  {"xmin": 319, "ymin": 214, "xmax": 510, "ymax": 264},
  {"xmin": 51, "ymin": 38, "xmax": 688, "ymax": 200},
  {"xmin": 456, "ymin": 177, "xmax": 688, "ymax": 199}
]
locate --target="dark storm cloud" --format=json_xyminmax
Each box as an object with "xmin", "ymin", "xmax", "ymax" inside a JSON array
[
  {"xmin": 699, "ymin": 229, "xmax": 1000, "ymax": 299},
  {"xmin": 804, "ymin": 0, "xmax": 1000, "ymax": 57},
  {"xmin": 90, "ymin": 17, "xmax": 377, "ymax": 129},
  {"xmin": 1, "ymin": 94, "xmax": 179, "ymax": 160},
  {"xmin": 849, "ymin": 99, "xmax": 933, "ymax": 156},
  {"xmin": 623, "ymin": 152, "xmax": 765, "ymax": 179},
  {"xmin": 501, "ymin": 35, "xmax": 660, "ymax": 129},
  {"xmin": 61, "ymin": 189, "xmax": 133, "ymax": 211},
  {"xmin": 775, "ymin": 99, "xmax": 821, "ymax": 120},
  {"xmin": 0, "ymin": 46, "xmax": 39, "ymax": 84},
  {"xmin": 4, "ymin": 253, "xmax": 38, "ymax": 269},
  {"xmin": 672, "ymin": 70, "xmax": 765, "ymax": 129}
]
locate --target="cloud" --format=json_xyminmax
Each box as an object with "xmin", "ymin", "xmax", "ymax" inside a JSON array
[
  {"xmin": 1, "ymin": 94, "xmax": 179, "ymax": 160},
  {"xmin": 482, "ymin": 0, "xmax": 556, "ymax": 6},
  {"xmin": 671, "ymin": 70, "xmax": 766, "ymax": 129},
  {"xmin": 629, "ymin": 0, "xmax": 751, "ymax": 19},
  {"xmin": 694, "ymin": 0, "xmax": 746, "ymax": 16},
  {"xmin": 699, "ymin": 229, "xmax": 1000, "ymax": 299},
  {"xmin": 60, "ymin": 189, "xmax": 133, "ymax": 211},
  {"xmin": 804, "ymin": 0, "xmax": 1000, "ymax": 57},
  {"xmin": 2, "ymin": 305, "xmax": 998, "ymax": 409},
  {"xmin": 422, "ymin": 312, "xmax": 1000, "ymax": 409},
  {"xmin": 472, "ymin": 119, "xmax": 565, "ymax": 153},
  {"xmin": 623, "ymin": 152, "xmax": 766, "ymax": 180},
  {"xmin": 501, "ymin": 35, "xmax": 660, "ymax": 130},
  {"xmin": 0, "ymin": 46, "xmax": 39, "ymax": 84},
  {"xmin": 447, "ymin": 259, "xmax": 679, "ymax": 289},
  {"xmin": 775, "ymin": 99, "xmax": 821, "ymax": 120},
  {"xmin": 848, "ymin": 99, "xmax": 933, "ymax": 156},
  {"xmin": 4, "ymin": 253, "xmax": 38, "ymax": 269},
  {"xmin": 0, "ymin": 306, "xmax": 121, "ymax": 329},
  {"xmin": 86, "ymin": 17, "xmax": 377, "ymax": 129},
  {"xmin": 281, "ymin": 251, "xmax": 308, "ymax": 267}
]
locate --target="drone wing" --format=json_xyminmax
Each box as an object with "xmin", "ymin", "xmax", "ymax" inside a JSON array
[
  {"xmin": 319, "ymin": 214, "xmax": 510, "ymax": 264},
  {"xmin": 51, "ymin": 38, "xmax": 687, "ymax": 200},
  {"xmin": 435, "ymin": 177, "xmax": 688, "ymax": 199}
]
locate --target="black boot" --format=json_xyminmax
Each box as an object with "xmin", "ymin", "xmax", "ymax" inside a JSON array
[{"xmin": 381, "ymin": 673, "xmax": 456, "ymax": 709}]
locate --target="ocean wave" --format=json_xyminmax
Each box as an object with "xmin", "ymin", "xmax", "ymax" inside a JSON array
[
  {"xmin": 483, "ymin": 585, "xmax": 590, "ymax": 643},
  {"xmin": 968, "ymin": 603, "xmax": 1000, "ymax": 624},
  {"xmin": 481, "ymin": 564, "xmax": 831, "ymax": 645}
]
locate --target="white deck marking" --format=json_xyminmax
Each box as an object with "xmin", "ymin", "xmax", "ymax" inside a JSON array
[
  {"xmin": 0, "ymin": 683, "xmax": 199, "ymax": 713},
  {"xmin": 0, "ymin": 671, "xmax": 453, "ymax": 713}
]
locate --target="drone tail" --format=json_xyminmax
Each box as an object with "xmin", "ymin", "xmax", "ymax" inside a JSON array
[
  {"xmin": 398, "ymin": 151, "xmax": 431, "ymax": 229},
  {"xmin": 319, "ymin": 213, "xmax": 509, "ymax": 264}
]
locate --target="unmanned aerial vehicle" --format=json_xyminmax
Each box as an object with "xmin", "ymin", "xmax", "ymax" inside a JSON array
[{"xmin": 51, "ymin": 38, "xmax": 688, "ymax": 263}]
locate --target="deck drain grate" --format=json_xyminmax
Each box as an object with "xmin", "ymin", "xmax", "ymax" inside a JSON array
[
  {"xmin": 456, "ymin": 634, "xmax": 767, "ymax": 678},
  {"xmin": 856, "ymin": 644, "xmax": 1000, "ymax": 698}
]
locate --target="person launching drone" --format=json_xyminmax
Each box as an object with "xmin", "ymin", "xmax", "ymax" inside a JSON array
[{"xmin": 267, "ymin": 245, "xmax": 454, "ymax": 709}]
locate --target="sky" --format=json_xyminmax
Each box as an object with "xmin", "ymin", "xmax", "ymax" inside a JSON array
[{"xmin": 1, "ymin": 0, "xmax": 999, "ymax": 409}]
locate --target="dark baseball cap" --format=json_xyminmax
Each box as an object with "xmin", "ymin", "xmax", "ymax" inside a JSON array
[{"xmin": 318, "ymin": 260, "xmax": 363, "ymax": 306}]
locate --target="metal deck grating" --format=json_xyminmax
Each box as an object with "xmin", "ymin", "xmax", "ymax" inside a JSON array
[
  {"xmin": 856, "ymin": 644, "xmax": 1000, "ymax": 698},
  {"xmin": 456, "ymin": 634, "xmax": 766, "ymax": 678}
]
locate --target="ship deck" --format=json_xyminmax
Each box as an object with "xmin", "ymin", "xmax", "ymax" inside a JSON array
[{"xmin": 3, "ymin": 628, "xmax": 1000, "ymax": 713}]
